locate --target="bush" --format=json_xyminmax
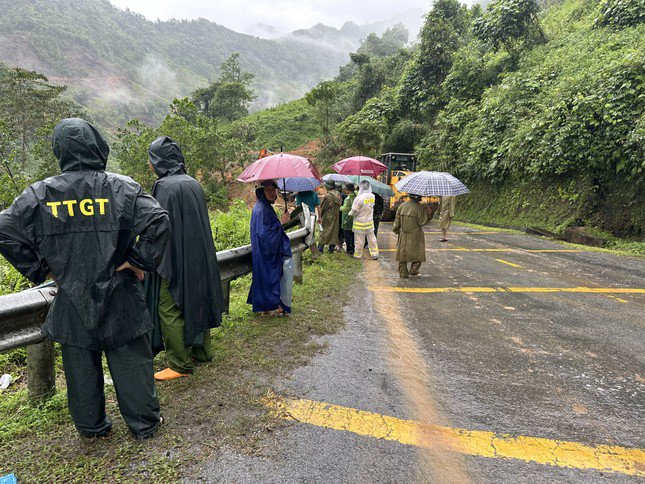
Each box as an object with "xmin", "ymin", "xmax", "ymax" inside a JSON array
[
  {"xmin": 210, "ymin": 199, "xmax": 252, "ymax": 250},
  {"xmin": 594, "ymin": 0, "xmax": 645, "ymax": 28}
]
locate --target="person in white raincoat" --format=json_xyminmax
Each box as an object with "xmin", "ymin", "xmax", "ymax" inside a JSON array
[{"xmin": 350, "ymin": 180, "xmax": 379, "ymax": 260}]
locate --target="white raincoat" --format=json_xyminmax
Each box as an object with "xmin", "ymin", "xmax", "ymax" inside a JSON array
[
  {"xmin": 350, "ymin": 181, "xmax": 379, "ymax": 259},
  {"xmin": 350, "ymin": 182, "xmax": 376, "ymax": 234}
]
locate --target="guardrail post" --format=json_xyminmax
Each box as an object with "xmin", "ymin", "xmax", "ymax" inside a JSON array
[
  {"xmin": 221, "ymin": 280, "xmax": 231, "ymax": 314},
  {"xmin": 293, "ymin": 250, "xmax": 303, "ymax": 285},
  {"xmin": 27, "ymin": 339, "xmax": 56, "ymax": 401}
]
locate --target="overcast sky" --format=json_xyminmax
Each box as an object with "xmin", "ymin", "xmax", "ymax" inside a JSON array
[{"xmin": 109, "ymin": 0, "xmax": 433, "ymax": 35}]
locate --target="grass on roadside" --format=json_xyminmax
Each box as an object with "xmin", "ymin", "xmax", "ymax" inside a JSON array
[
  {"xmin": 452, "ymin": 220, "xmax": 645, "ymax": 257},
  {"xmin": 0, "ymin": 252, "xmax": 361, "ymax": 482}
]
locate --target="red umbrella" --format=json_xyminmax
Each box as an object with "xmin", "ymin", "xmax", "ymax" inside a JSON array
[
  {"xmin": 237, "ymin": 152, "xmax": 322, "ymax": 183},
  {"xmin": 332, "ymin": 156, "xmax": 387, "ymax": 177}
]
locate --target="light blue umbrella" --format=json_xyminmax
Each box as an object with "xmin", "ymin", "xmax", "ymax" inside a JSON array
[
  {"xmin": 347, "ymin": 176, "xmax": 394, "ymax": 197},
  {"xmin": 322, "ymin": 173, "xmax": 353, "ymax": 184},
  {"xmin": 395, "ymin": 171, "xmax": 469, "ymax": 197},
  {"xmin": 277, "ymin": 177, "xmax": 322, "ymax": 192}
]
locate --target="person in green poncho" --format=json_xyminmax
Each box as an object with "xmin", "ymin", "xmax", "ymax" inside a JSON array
[
  {"xmin": 318, "ymin": 180, "xmax": 341, "ymax": 253},
  {"xmin": 393, "ymin": 194, "xmax": 430, "ymax": 278},
  {"xmin": 339, "ymin": 183, "xmax": 356, "ymax": 256}
]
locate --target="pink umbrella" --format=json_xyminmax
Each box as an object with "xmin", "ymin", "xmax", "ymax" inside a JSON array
[
  {"xmin": 332, "ymin": 156, "xmax": 387, "ymax": 177},
  {"xmin": 237, "ymin": 152, "xmax": 322, "ymax": 212},
  {"xmin": 237, "ymin": 152, "xmax": 322, "ymax": 183}
]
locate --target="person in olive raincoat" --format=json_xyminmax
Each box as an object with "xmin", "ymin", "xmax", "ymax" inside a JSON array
[
  {"xmin": 247, "ymin": 180, "xmax": 293, "ymax": 316},
  {"xmin": 145, "ymin": 137, "xmax": 225, "ymax": 381},
  {"xmin": 0, "ymin": 118, "xmax": 170, "ymax": 439},
  {"xmin": 439, "ymin": 195, "xmax": 456, "ymax": 242},
  {"xmin": 317, "ymin": 180, "xmax": 341, "ymax": 254},
  {"xmin": 393, "ymin": 194, "xmax": 430, "ymax": 278}
]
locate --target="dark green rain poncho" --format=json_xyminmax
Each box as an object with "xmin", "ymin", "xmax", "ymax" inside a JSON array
[
  {"xmin": 0, "ymin": 118, "xmax": 170, "ymax": 350},
  {"xmin": 146, "ymin": 136, "xmax": 224, "ymax": 350}
]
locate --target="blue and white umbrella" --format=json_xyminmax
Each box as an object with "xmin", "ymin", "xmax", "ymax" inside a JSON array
[
  {"xmin": 322, "ymin": 173, "xmax": 353, "ymax": 184},
  {"xmin": 277, "ymin": 177, "xmax": 322, "ymax": 192},
  {"xmin": 395, "ymin": 171, "xmax": 469, "ymax": 197}
]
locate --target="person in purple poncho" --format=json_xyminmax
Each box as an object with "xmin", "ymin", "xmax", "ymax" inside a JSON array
[{"xmin": 247, "ymin": 180, "xmax": 293, "ymax": 316}]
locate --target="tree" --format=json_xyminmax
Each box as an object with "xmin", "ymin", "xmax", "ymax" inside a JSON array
[
  {"xmin": 473, "ymin": 0, "xmax": 547, "ymax": 51},
  {"xmin": 116, "ymin": 98, "xmax": 254, "ymax": 208},
  {"xmin": 192, "ymin": 53, "xmax": 255, "ymax": 122},
  {"xmin": 398, "ymin": 0, "xmax": 472, "ymax": 121},
  {"xmin": 0, "ymin": 64, "xmax": 80, "ymax": 207},
  {"xmin": 305, "ymin": 81, "xmax": 341, "ymax": 142}
]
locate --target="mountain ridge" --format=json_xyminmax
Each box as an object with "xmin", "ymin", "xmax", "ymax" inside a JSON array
[{"xmin": 0, "ymin": 0, "xmax": 422, "ymax": 128}]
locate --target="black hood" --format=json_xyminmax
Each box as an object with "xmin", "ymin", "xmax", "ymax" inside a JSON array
[
  {"xmin": 52, "ymin": 118, "xmax": 109, "ymax": 172},
  {"xmin": 148, "ymin": 136, "xmax": 186, "ymax": 178}
]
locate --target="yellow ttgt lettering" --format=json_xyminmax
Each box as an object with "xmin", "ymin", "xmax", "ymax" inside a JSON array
[
  {"xmin": 79, "ymin": 199, "xmax": 94, "ymax": 216},
  {"xmin": 46, "ymin": 198, "xmax": 109, "ymax": 218},
  {"xmin": 46, "ymin": 202, "xmax": 61, "ymax": 218}
]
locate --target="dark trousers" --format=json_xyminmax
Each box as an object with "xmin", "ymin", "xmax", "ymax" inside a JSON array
[
  {"xmin": 318, "ymin": 244, "xmax": 336, "ymax": 253},
  {"xmin": 61, "ymin": 334, "xmax": 161, "ymax": 437},
  {"xmin": 343, "ymin": 229, "xmax": 355, "ymax": 255},
  {"xmin": 373, "ymin": 218, "xmax": 381, "ymax": 237},
  {"xmin": 399, "ymin": 261, "xmax": 422, "ymax": 277}
]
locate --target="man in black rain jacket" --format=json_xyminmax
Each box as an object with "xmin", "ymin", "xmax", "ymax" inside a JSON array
[
  {"xmin": 146, "ymin": 136, "xmax": 224, "ymax": 381},
  {"xmin": 0, "ymin": 118, "xmax": 170, "ymax": 439}
]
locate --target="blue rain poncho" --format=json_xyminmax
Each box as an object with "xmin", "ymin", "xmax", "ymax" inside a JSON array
[{"xmin": 247, "ymin": 186, "xmax": 293, "ymax": 313}]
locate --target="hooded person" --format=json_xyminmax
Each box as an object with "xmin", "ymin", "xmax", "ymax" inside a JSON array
[
  {"xmin": 0, "ymin": 118, "xmax": 170, "ymax": 439},
  {"xmin": 318, "ymin": 180, "xmax": 341, "ymax": 253},
  {"xmin": 393, "ymin": 194, "xmax": 430, "ymax": 278},
  {"xmin": 146, "ymin": 137, "xmax": 225, "ymax": 381},
  {"xmin": 339, "ymin": 183, "xmax": 356, "ymax": 256},
  {"xmin": 350, "ymin": 180, "xmax": 379, "ymax": 260},
  {"xmin": 247, "ymin": 180, "xmax": 293, "ymax": 316},
  {"xmin": 335, "ymin": 181, "xmax": 346, "ymax": 250}
]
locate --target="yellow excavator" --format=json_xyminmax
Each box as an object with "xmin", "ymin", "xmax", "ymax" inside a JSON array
[{"xmin": 377, "ymin": 153, "xmax": 439, "ymax": 221}]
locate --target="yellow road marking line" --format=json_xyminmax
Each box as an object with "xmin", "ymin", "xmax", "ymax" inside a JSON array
[
  {"xmin": 526, "ymin": 249, "xmax": 583, "ymax": 253},
  {"xmin": 607, "ymin": 295, "xmax": 629, "ymax": 303},
  {"xmin": 423, "ymin": 231, "xmax": 500, "ymax": 234},
  {"xmin": 369, "ymin": 286, "xmax": 645, "ymax": 295},
  {"xmin": 378, "ymin": 248, "xmax": 582, "ymax": 253},
  {"xmin": 265, "ymin": 396, "xmax": 645, "ymax": 477},
  {"xmin": 495, "ymin": 259, "xmax": 524, "ymax": 268}
]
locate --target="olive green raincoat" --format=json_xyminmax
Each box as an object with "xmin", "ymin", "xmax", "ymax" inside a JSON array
[
  {"xmin": 393, "ymin": 200, "xmax": 429, "ymax": 262},
  {"xmin": 319, "ymin": 189, "xmax": 341, "ymax": 245},
  {"xmin": 439, "ymin": 196, "xmax": 456, "ymax": 230}
]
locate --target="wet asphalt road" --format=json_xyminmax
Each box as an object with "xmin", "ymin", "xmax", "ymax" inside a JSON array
[{"xmin": 196, "ymin": 223, "xmax": 644, "ymax": 483}]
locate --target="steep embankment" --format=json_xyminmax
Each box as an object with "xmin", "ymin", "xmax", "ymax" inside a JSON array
[{"xmin": 420, "ymin": 0, "xmax": 644, "ymax": 237}]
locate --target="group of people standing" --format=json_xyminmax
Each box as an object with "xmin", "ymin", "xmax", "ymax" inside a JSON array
[
  {"xmin": 310, "ymin": 180, "xmax": 381, "ymax": 260},
  {"xmin": 0, "ymin": 117, "xmax": 457, "ymax": 440}
]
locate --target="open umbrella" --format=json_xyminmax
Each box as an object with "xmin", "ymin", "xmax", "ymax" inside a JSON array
[
  {"xmin": 347, "ymin": 175, "xmax": 394, "ymax": 197},
  {"xmin": 237, "ymin": 152, "xmax": 322, "ymax": 183},
  {"xmin": 332, "ymin": 156, "xmax": 387, "ymax": 177},
  {"xmin": 277, "ymin": 177, "xmax": 322, "ymax": 192},
  {"xmin": 237, "ymin": 152, "xmax": 322, "ymax": 211},
  {"xmin": 322, "ymin": 173, "xmax": 353, "ymax": 184},
  {"xmin": 395, "ymin": 171, "xmax": 469, "ymax": 197}
]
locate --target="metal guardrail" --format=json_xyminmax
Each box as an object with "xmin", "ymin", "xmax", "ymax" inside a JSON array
[{"xmin": 0, "ymin": 204, "xmax": 314, "ymax": 399}]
